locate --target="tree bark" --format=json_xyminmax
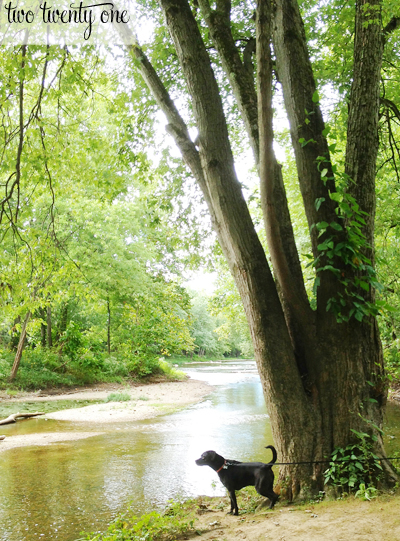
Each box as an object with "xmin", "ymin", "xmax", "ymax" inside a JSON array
[
  {"xmin": 272, "ymin": 0, "xmax": 338, "ymax": 257},
  {"xmin": 10, "ymin": 311, "xmax": 31, "ymax": 381},
  {"xmin": 197, "ymin": 0, "xmax": 315, "ymax": 378}
]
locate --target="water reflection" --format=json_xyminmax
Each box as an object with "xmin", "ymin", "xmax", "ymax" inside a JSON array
[{"xmin": 0, "ymin": 360, "xmax": 400, "ymax": 541}]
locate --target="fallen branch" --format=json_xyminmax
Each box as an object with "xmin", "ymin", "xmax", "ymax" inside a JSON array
[{"xmin": 0, "ymin": 411, "xmax": 45, "ymax": 425}]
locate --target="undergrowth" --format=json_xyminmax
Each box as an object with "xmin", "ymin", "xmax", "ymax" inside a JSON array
[
  {"xmin": 0, "ymin": 349, "xmax": 186, "ymax": 391},
  {"xmin": 79, "ymin": 500, "xmax": 198, "ymax": 541}
]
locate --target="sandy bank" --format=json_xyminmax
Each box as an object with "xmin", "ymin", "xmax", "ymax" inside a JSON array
[
  {"xmin": 0, "ymin": 378, "xmax": 211, "ymax": 452},
  {"xmin": 44, "ymin": 378, "xmax": 211, "ymax": 422}
]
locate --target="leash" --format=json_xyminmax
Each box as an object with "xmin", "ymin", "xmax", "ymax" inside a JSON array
[
  {"xmin": 216, "ymin": 457, "xmax": 400, "ymax": 469},
  {"xmin": 272, "ymin": 456, "xmax": 400, "ymax": 466}
]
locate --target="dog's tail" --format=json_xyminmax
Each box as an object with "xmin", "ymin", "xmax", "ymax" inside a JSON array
[{"xmin": 265, "ymin": 445, "xmax": 277, "ymax": 465}]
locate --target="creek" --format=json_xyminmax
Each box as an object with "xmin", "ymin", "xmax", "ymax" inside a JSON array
[{"xmin": 0, "ymin": 359, "xmax": 400, "ymax": 541}]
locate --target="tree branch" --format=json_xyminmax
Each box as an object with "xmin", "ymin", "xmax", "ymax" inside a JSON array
[
  {"xmin": 257, "ymin": 0, "xmax": 316, "ymax": 384},
  {"xmin": 199, "ymin": 0, "xmax": 313, "ymax": 355},
  {"xmin": 345, "ymin": 0, "xmax": 384, "ymax": 264},
  {"xmin": 383, "ymin": 16, "xmax": 400, "ymax": 38},
  {"xmin": 272, "ymin": 0, "xmax": 338, "ymax": 257}
]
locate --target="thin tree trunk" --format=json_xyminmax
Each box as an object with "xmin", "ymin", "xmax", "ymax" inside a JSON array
[
  {"xmin": 40, "ymin": 307, "xmax": 46, "ymax": 347},
  {"xmin": 47, "ymin": 305, "xmax": 53, "ymax": 347},
  {"xmin": 107, "ymin": 300, "xmax": 111, "ymax": 355},
  {"xmin": 10, "ymin": 316, "xmax": 20, "ymax": 350},
  {"xmin": 57, "ymin": 302, "xmax": 68, "ymax": 342},
  {"xmin": 10, "ymin": 311, "xmax": 31, "ymax": 381}
]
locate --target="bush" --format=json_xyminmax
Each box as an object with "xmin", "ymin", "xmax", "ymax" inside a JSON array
[
  {"xmin": 324, "ymin": 430, "xmax": 383, "ymax": 493},
  {"xmin": 158, "ymin": 358, "xmax": 186, "ymax": 380}
]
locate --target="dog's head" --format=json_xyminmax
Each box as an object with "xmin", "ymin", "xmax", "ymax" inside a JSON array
[{"xmin": 195, "ymin": 450, "xmax": 218, "ymax": 467}]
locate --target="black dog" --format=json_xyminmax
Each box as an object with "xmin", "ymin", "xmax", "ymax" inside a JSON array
[{"xmin": 195, "ymin": 445, "xmax": 278, "ymax": 515}]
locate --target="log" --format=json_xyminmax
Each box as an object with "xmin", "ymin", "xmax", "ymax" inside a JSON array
[{"xmin": 0, "ymin": 412, "xmax": 45, "ymax": 425}]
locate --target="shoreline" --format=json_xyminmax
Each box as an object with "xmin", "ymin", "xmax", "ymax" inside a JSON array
[{"xmin": 0, "ymin": 377, "xmax": 212, "ymax": 452}]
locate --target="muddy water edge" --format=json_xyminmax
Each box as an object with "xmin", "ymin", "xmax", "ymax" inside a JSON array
[{"xmin": 1, "ymin": 360, "xmax": 400, "ymax": 541}]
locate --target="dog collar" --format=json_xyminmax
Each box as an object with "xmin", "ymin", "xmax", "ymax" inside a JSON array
[{"xmin": 216, "ymin": 461, "xmax": 227, "ymax": 473}]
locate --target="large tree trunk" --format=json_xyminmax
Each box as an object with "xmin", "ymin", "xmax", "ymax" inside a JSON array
[{"xmin": 114, "ymin": 0, "xmax": 398, "ymax": 497}]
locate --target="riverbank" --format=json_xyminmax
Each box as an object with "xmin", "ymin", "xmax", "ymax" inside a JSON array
[
  {"xmin": 192, "ymin": 494, "xmax": 400, "ymax": 541},
  {"xmin": 84, "ymin": 490, "xmax": 400, "ymax": 541},
  {"xmin": 0, "ymin": 378, "xmax": 212, "ymax": 452}
]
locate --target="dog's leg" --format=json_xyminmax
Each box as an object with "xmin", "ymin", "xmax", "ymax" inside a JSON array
[
  {"xmin": 228, "ymin": 490, "xmax": 239, "ymax": 515},
  {"xmin": 255, "ymin": 480, "xmax": 279, "ymax": 509}
]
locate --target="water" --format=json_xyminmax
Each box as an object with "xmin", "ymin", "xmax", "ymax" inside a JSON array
[{"xmin": 0, "ymin": 359, "xmax": 399, "ymax": 541}]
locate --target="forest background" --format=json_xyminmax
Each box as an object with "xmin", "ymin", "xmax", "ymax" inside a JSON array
[{"xmin": 0, "ymin": 38, "xmax": 254, "ymax": 390}]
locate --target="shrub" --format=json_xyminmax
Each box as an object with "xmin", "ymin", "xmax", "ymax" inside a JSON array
[
  {"xmin": 158, "ymin": 358, "xmax": 186, "ymax": 380},
  {"xmin": 324, "ymin": 430, "xmax": 383, "ymax": 493}
]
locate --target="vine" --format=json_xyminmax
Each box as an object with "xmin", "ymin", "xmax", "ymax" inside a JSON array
[{"xmin": 306, "ymin": 140, "xmax": 390, "ymax": 323}]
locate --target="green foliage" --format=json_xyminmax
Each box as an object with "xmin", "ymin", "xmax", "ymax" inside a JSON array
[
  {"xmin": 0, "ymin": 42, "xmax": 204, "ymax": 385},
  {"xmin": 0, "ymin": 347, "xmax": 186, "ymax": 391},
  {"xmin": 354, "ymin": 483, "xmax": 379, "ymax": 501},
  {"xmin": 104, "ymin": 392, "xmax": 131, "ymax": 403},
  {"xmin": 59, "ymin": 322, "xmax": 84, "ymax": 362},
  {"xmin": 308, "ymin": 151, "xmax": 388, "ymax": 323},
  {"xmin": 324, "ymin": 431, "xmax": 383, "ymax": 492},
  {"xmin": 158, "ymin": 358, "xmax": 186, "ymax": 380},
  {"xmin": 81, "ymin": 500, "xmax": 197, "ymax": 541},
  {"xmin": 189, "ymin": 292, "xmax": 226, "ymax": 357}
]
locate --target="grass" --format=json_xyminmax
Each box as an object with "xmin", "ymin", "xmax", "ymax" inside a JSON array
[
  {"xmin": 0, "ymin": 398, "xmax": 103, "ymax": 419},
  {"xmin": 104, "ymin": 391, "xmax": 131, "ymax": 403}
]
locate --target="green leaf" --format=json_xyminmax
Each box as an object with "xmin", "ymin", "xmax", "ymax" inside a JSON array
[
  {"xmin": 358, "ymin": 281, "xmax": 370, "ymax": 292},
  {"xmin": 330, "ymin": 222, "xmax": 343, "ymax": 231}
]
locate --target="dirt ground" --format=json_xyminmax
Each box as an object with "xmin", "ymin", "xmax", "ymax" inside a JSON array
[
  {"xmin": 190, "ymin": 493, "xmax": 400, "ymax": 541},
  {"xmin": 0, "ymin": 378, "xmax": 212, "ymax": 451}
]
